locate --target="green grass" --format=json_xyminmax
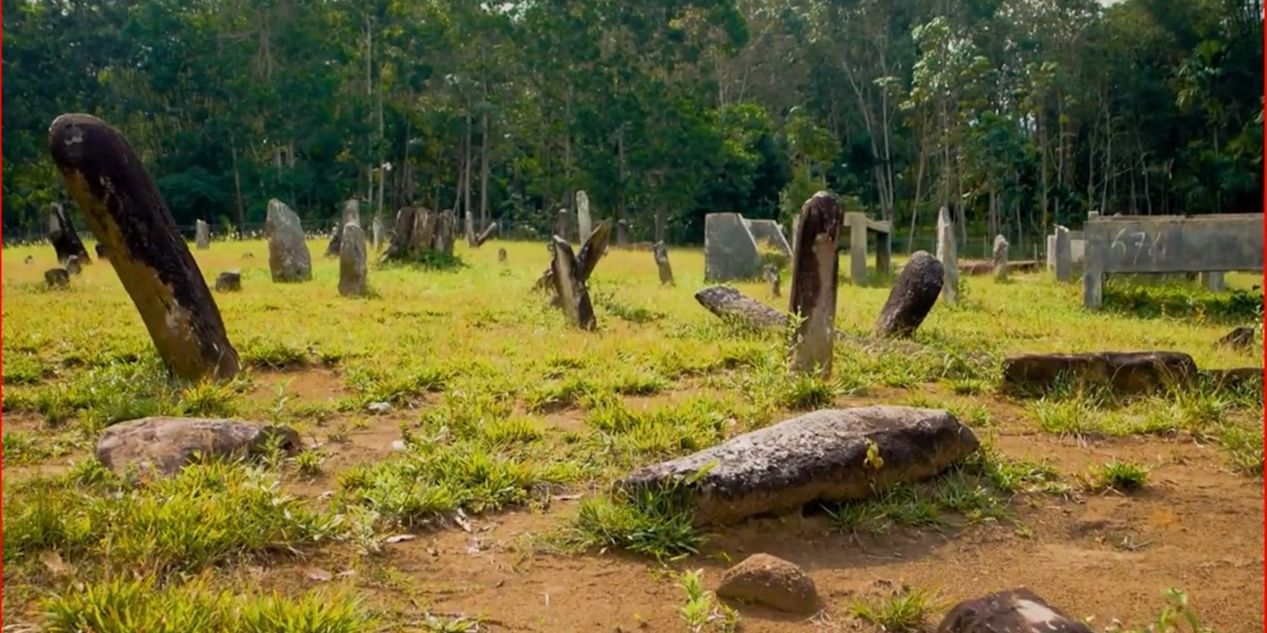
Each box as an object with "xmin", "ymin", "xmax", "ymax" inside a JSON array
[
  {"xmin": 848, "ymin": 587, "xmax": 941, "ymax": 632},
  {"xmin": 565, "ymin": 484, "xmax": 705, "ymax": 560},
  {"xmin": 679, "ymin": 569, "xmax": 739, "ymax": 633},
  {"xmin": 1088, "ymin": 460, "xmax": 1151, "ymax": 493}
]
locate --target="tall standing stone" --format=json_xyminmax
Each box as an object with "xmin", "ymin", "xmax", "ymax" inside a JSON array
[
  {"xmin": 195, "ymin": 219, "xmax": 211, "ymax": 249},
  {"xmin": 653, "ymin": 241, "xmax": 675, "ymax": 286},
  {"xmin": 763, "ymin": 264, "xmax": 781, "ymax": 298},
  {"xmin": 66, "ymin": 255, "xmax": 83, "ymax": 275},
  {"xmin": 47, "ymin": 202, "xmax": 90, "ymax": 264},
  {"xmin": 48, "ymin": 113, "xmax": 240, "ymax": 381},
  {"xmin": 339, "ymin": 223, "xmax": 368, "ymax": 297},
  {"xmin": 371, "ymin": 215, "xmax": 385, "ymax": 250},
  {"xmin": 992, "ymin": 234, "xmax": 1009, "ymax": 281},
  {"xmin": 1053, "ymin": 225, "xmax": 1072, "ymax": 282},
  {"xmin": 383, "ymin": 207, "xmax": 416, "ymax": 260},
  {"xmin": 789, "ymin": 192, "xmax": 842, "ymax": 377},
  {"xmin": 873, "ymin": 251, "xmax": 944, "ymax": 338},
  {"xmin": 342, "ymin": 199, "xmax": 361, "ymax": 228},
  {"xmin": 498, "ymin": 248, "xmax": 508, "ymax": 264},
  {"xmin": 325, "ymin": 223, "xmax": 343, "ymax": 257},
  {"xmin": 265, "ymin": 199, "xmax": 312, "ymax": 282},
  {"xmin": 936, "ymin": 207, "xmax": 959, "ymax": 305},
  {"xmin": 617, "ymin": 219, "xmax": 631, "ymax": 247},
  {"xmin": 556, "ymin": 209, "xmax": 572, "ymax": 242},
  {"xmin": 549, "ymin": 236, "xmax": 597, "ymax": 330},
  {"xmin": 576, "ymin": 190, "xmax": 593, "ymax": 243}
]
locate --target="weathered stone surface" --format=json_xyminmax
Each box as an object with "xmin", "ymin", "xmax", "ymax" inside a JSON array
[
  {"xmin": 536, "ymin": 221, "xmax": 611, "ymax": 293},
  {"xmin": 95, "ymin": 417, "xmax": 300, "ymax": 476},
  {"xmin": 695, "ymin": 286, "xmax": 789, "ymax": 331},
  {"xmin": 339, "ymin": 223, "xmax": 368, "ymax": 297},
  {"xmin": 48, "ymin": 202, "xmax": 90, "ymax": 264},
  {"xmin": 745, "ymin": 219, "xmax": 793, "ymax": 256},
  {"xmin": 763, "ymin": 264, "xmax": 781, "ymax": 298},
  {"xmin": 1054, "ymin": 225, "xmax": 1072, "ymax": 282},
  {"xmin": 65, "ymin": 255, "xmax": 83, "ymax": 275},
  {"xmin": 1217, "ymin": 326, "xmax": 1256, "ymax": 351},
  {"xmin": 621, "ymin": 406, "xmax": 979, "ymax": 525},
  {"xmin": 716, "ymin": 554, "xmax": 819, "ymax": 614},
  {"xmin": 214, "ymin": 270, "xmax": 241, "ymax": 292},
  {"xmin": 435, "ymin": 210, "xmax": 456, "ymax": 254},
  {"xmin": 498, "ymin": 248, "xmax": 508, "ymax": 264},
  {"xmin": 473, "ymin": 222, "xmax": 499, "ymax": 248},
  {"xmin": 653, "ymin": 241, "xmax": 675, "ymax": 286},
  {"xmin": 371, "ymin": 215, "xmax": 385, "ymax": 250},
  {"xmin": 556, "ymin": 208, "xmax": 572, "ymax": 242},
  {"xmin": 325, "ymin": 223, "xmax": 343, "ymax": 257},
  {"xmin": 992, "ymin": 235, "xmax": 1009, "ymax": 280},
  {"xmin": 874, "ymin": 251, "xmax": 944, "ymax": 339},
  {"xmin": 789, "ymin": 192, "xmax": 842, "ymax": 377},
  {"xmin": 384, "ymin": 207, "xmax": 417, "ymax": 260},
  {"xmin": 266, "ymin": 199, "xmax": 312, "ymax": 282},
  {"xmin": 1202, "ymin": 367, "xmax": 1262, "ymax": 391},
  {"xmin": 342, "ymin": 199, "xmax": 361, "ymax": 227},
  {"xmin": 195, "ymin": 219, "xmax": 211, "ymax": 249},
  {"xmin": 576, "ymin": 190, "xmax": 593, "ymax": 244},
  {"xmin": 1002, "ymin": 352, "xmax": 1198, "ymax": 395},
  {"xmin": 705, "ymin": 213, "xmax": 763, "ymax": 282},
  {"xmin": 49, "ymin": 113, "xmax": 240, "ymax": 381},
  {"xmin": 617, "ymin": 218, "xmax": 631, "ymax": 247},
  {"xmin": 549, "ymin": 236, "xmax": 596, "ymax": 330},
  {"xmin": 936, "ymin": 207, "xmax": 959, "ymax": 304},
  {"xmin": 937, "ymin": 589, "xmax": 1092, "ymax": 633},
  {"xmin": 45, "ymin": 268, "xmax": 69, "ymax": 288}
]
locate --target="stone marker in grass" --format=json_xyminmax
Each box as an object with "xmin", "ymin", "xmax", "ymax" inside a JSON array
[
  {"xmin": 1217, "ymin": 326, "xmax": 1256, "ymax": 351},
  {"xmin": 536, "ymin": 221, "xmax": 611, "ymax": 294},
  {"xmin": 215, "ymin": 270, "xmax": 241, "ymax": 292},
  {"xmin": 992, "ymin": 234, "xmax": 1009, "ymax": 280},
  {"xmin": 48, "ymin": 113, "xmax": 240, "ymax": 381},
  {"xmin": 617, "ymin": 218, "xmax": 631, "ymax": 247},
  {"xmin": 763, "ymin": 264, "xmax": 781, "ymax": 298},
  {"xmin": 937, "ymin": 589, "xmax": 1092, "ymax": 633},
  {"xmin": 339, "ymin": 223, "xmax": 369, "ymax": 297},
  {"xmin": 65, "ymin": 255, "xmax": 83, "ymax": 276},
  {"xmin": 620, "ymin": 406, "xmax": 979, "ymax": 525},
  {"xmin": 873, "ymin": 251, "xmax": 944, "ymax": 339},
  {"xmin": 936, "ymin": 206, "xmax": 959, "ymax": 304},
  {"xmin": 498, "ymin": 247, "xmax": 508, "ymax": 264},
  {"xmin": 371, "ymin": 215, "xmax": 385, "ymax": 250},
  {"xmin": 195, "ymin": 219, "xmax": 211, "ymax": 249},
  {"xmin": 265, "ymin": 199, "xmax": 312, "ymax": 282},
  {"xmin": 342, "ymin": 198, "xmax": 361, "ymax": 227},
  {"xmin": 48, "ymin": 202, "xmax": 90, "ymax": 265},
  {"xmin": 576, "ymin": 190, "xmax": 592, "ymax": 244},
  {"xmin": 549, "ymin": 236, "xmax": 597, "ymax": 330},
  {"xmin": 1002, "ymin": 351, "xmax": 1197, "ymax": 395},
  {"xmin": 654, "ymin": 241, "xmax": 675, "ymax": 286},
  {"xmin": 96, "ymin": 417, "xmax": 300, "ymax": 476},
  {"xmin": 325, "ymin": 222, "xmax": 342, "ymax": 257},
  {"xmin": 45, "ymin": 268, "xmax": 69, "ymax": 288},
  {"xmin": 473, "ymin": 222, "xmax": 499, "ymax": 248},
  {"xmin": 789, "ymin": 192, "xmax": 842, "ymax": 377},
  {"xmin": 1053, "ymin": 225, "xmax": 1072, "ymax": 282}
]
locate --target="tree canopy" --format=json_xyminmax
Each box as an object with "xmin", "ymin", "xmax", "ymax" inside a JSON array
[{"xmin": 4, "ymin": 0, "xmax": 1261, "ymax": 248}]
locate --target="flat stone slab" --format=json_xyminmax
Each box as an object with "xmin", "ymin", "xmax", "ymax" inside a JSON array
[
  {"xmin": 937, "ymin": 589, "xmax": 1092, "ymax": 633},
  {"xmin": 1002, "ymin": 352, "xmax": 1197, "ymax": 395},
  {"xmin": 96, "ymin": 417, "xmax": 300, "ymax": 475},
  {"xmin": 620, "ymin": 406, "xmax": 979, "ymax": 525}
]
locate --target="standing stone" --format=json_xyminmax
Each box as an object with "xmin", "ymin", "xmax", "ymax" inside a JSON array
[
  {"xmin": 653, "ymin": 241, "xmax": 675, "ymax": 286},
  {"xmin": 704, "ymin": 213, "xmax": 763, "ymax": 281},
  {"xmin": 992, "ymin": 234, "xmax": 1009, "ymax": 281},
  {"xmin": 95, "ymin": 242, "xmax": 110, "ymax": 260},
  {"xmin": 556, "ymin": 208, "xmax": 571, "ymax": 242},
  {"xmin": 937, "ymin": 589, "xmax": 1092, "ymax": 633},
  {"xmin": 65, "ymin": 255, "xmax": 83, "ymax": 275},
  {"xmin": 1054, "ymin": 225, "xmax": 1072, "ymax": 282},
  {"xmin": 325, "ymin": 223, "xmax": 343, "ymax": 257},
  {"xmin": 497, "ymin": 247, "xmax": 508, "ymax": 264},
  {"xmin": 435, "ymin": 210, "xmax": 456, "ymax": 255},
  {"xmin": 1201, "ymin": 271, "xmax": 1226, "ymax": 292},
  {"xmin": 873, "ymin": 251, "xmax": 944, "ymax": 338},
  {"xmin": 24, "ymin": 255, "xmax": 34, "ymax": 265},
  {"xmin": 473, "ymin": 222, "xmax": 499, "ymax": 248},
  {"xmin": 763, "ymin": 264, "xmax": 781, "ymax": 298},
  {"xmin": 265, "ymin": 199, "xmax": 313, "ymax": 282},
  {"xmin": 342, "ymin": 199, "xmax": 361, "ymax": 227},
  {"xmin": 339, "ymin": 223, "xmax": 368, "ymax": 297},
  {"xmin": 616, "ymin": 219, "xmax": 631, "ymax": 247},
  {"xmin": 847, "ymin": 212, "xmax": 869, "ymax": 285},
  {"xmin": 789, "ymin": 192, "xmax": 842, "ymax": 377},
  {"xmin": 936, "ymin": 207, "xmax": 959, "ymax": 304},
  {"xmin": 549, "ymin": 236, "xmax": 596, "ymax": 330},
  {"xmin": 48, "ymin": 113, "xmax": 240, "ymax": 381},
  {"xmin": 215, "ymin": 270, "xmax": 241, "ymax": 292},
  {"xmin": 47, "ymin": 202, "xmax": 90, "ymax": 264},
  {"xmin": 45, "ymin": 268, "xmax": 69, "ymax": 288},
  {"xmin": 576, "ymin": 190, "xmax": 593, "ymax": 244},
  {"xmin": 384, "ymin": 207, "xmax": 417, "ymax": 261},
  {"xmin": 195, "ymin": 219, "xmax": 211, "ymax": 249},
  {"xmin": 371, "ymin": 215, "xmax": 385, "ymax": 250}
]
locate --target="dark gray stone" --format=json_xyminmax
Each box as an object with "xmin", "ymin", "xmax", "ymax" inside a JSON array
[
  {"xmin": 620, "ymin": 406, "xmax": 979, "ymax": 525},
  {"xmin": 195, "ymin": 219, "xmax": 211, "ymax": 249},
  {"xmin": 705, "ymin": 213, "xmax": 762, "ymax": 282},
  {"xmin": 873, "ymin": 251, "xmax": 944, "ymax": 339},
  {"xmin": 265, "ymin": 199, "xmax": 312, "ymax": 282},
  {"xmin": 325, "ymin": 223, "xmax": 342, "ymax": 257},
  {"xmin": 789, "ymin": 192, "xmax": 842, "ymax": 377},
  {"xmin": 45, "ymin": 268, "xmax": 69, "ymax": 288},
  {"xmin": 339, "ymin": 223, "xmax": 368, "ymax": 297},
  {"xmin": 65, "ymin": 255, "xmax": 83, "ymax": 276},
  {"xmin": 549, "ymin": 236, "xmax": 596, "ymax": 330},
  {"xmin": 47, "ymin": 202, "xmax": 90, "ymax": 264},
  {"xmin": 654, "ymin": 241, "xmax": 675, "ymax": 286},
  {"xmin": 96, "ymin": 417, "xmax": 300, "ymax": 476},
  {"xmin": 695, "ymin": 286, "xmax": 789, "ymax": 331},
  {"xmin": 992, "ymin": 235, "xmax": 1009, "ymax": 280},
  {"xmin": 576, "ymin": 190, "xmax": 592, "ymax": 243},
  {"xmin": 498, "ymin": 247, "xmax": 508, "ymax": 264},
  {"xmin": 763, "ymin": 264, "xmax": 780, "ymax": 298},
  {"xmin": 937, "ymin": 589, "xmax": 1092, "ymax": 633},
  {"xmin": 1002, "ymin": 352, "xmax": 1198, "ymax": 395},
  {"xmin": 214, "ymin": 270, "xmax": 241, "ymax": 292},
  {"xmin": 1217, "ymin": 326, "xmax": 1256, "ymax": 351},
  {"xmin": 473, "ymin": 222, "xmax": 499, "ymax": 248}
]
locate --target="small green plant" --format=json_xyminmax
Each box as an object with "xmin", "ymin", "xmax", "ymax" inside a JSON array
[
  {"xmin": 679, "ymin": 569, "xmax": 739, "ymax": 633},
  {"xmin": 567, "ymin": 483, "xmax": 705, "ymax": 560},
  {"xmin": 1088, "ymin": 460, "xmax": 1151, "ymax": 492},
  {"xmin": 848, "ymin": 587, "xmax": 940, "ymax": 632},
  {"xmin": 1123, "ymin": 589, "xmax": 1213, "ymax": 633}
]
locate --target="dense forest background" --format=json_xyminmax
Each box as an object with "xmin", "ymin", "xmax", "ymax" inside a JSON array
[{"xmin": 3, "ymin": 0, "xmax": 1262, "ymax": 252}]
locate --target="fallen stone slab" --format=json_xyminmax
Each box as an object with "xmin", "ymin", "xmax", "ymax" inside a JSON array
[
  {"xmin": 1002, "ymin": 352, "xmax": 1198, "ymax": 395},
  {"xmin": 620, "ymin": 406, "xmax": 979, "ymax": 525},
  {"xmin": 716, "ymin": 554, "xmax": 819, "ymax": 614},
  {"xmin": 1217, "ymin": 326, "xmax": 1256, "ymax": 351},
  {"xmin": 96, "ymin": 417, "xmax": 301, "ymax": 475},
  {"xmin": 937, "ymin": 589, "xmax": 1092, "ymax": 633}
]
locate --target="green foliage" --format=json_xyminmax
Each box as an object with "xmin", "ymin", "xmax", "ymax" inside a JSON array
[
  {"xmin": 848, "ymin": 587, "xmax": 941, "ymax": 632},
  {"xmin": 567, "ymin": 484, "xmax": 705, "ymax": 561},
  {"xmin": 679, "ymin": 570, "xmax": 739, "ymax": 633},
  {"xmin": 1104, "ymin": 283, "xmax": 1263, "ymax": 323},
  {"xmin": 1088, "ymin": 460, "xmax": 1151, "ymax": 492},
  {"xmin": 1122, "ymin": 589, "xmax": 1214, "ymax": 633}
]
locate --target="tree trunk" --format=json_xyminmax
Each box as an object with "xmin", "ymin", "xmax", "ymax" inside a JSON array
[{"xmin": 480, "ymin": 110, "xmax": 490, "ymax": 231}]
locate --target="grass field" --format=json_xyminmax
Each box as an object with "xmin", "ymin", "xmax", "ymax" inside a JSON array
[{"xmin": 2, "ymin": 237, "xmax": 1263, "ymax": 632}]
